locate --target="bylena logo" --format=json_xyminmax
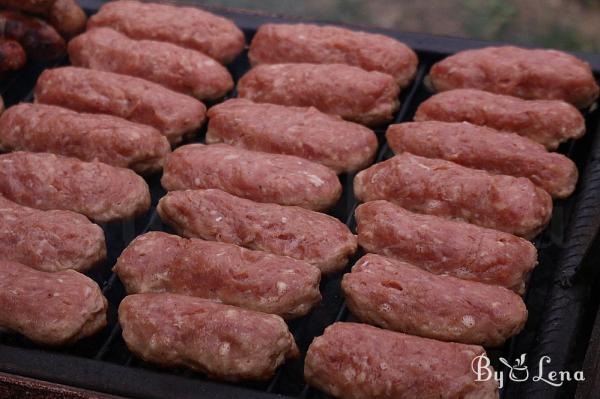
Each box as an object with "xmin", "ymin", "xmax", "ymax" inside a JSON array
[{"xmin": 471, "ymin": 353, "xmax": 585, "ymax": 389}]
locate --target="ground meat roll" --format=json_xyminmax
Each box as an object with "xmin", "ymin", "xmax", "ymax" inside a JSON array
[
  {"xmin": 342, "ymin": 254, "xmax": 527, "ymax": 346},
  {"xmin": 414, "ymin": 89, "xmax": 586, "ymax": 150},
  {"xmin": 354, "ymin": 152, "xmax": 552, "ymax": 238},
  {"xmin": 428, "ymin": 46, "xmax": 599, "ymax": 108},
  {"xmin": 0, "ymin": 103, "xmax": 170, "ymax": 174},
  {"xmin": 304, "ymin": 322, "xmax": 499, "ymax": 399},
  {"xmin": 386, "ymin": 121, "xmax": 578, "ymax": 198},
  {"xmin": 0, "ymin": 260, "xmax": 107, "ymax": 346},
  {"xmin": 0, "ymin": 10, "xmax": 65, "ymax": 61},
  {"xmin": 0, "ymin": 195, "xmax": 106, "ymax": 273},
  {"xmin": 0, "ymin": 152, "xmax": 150, "ymax": 223},
  {"xmin": 206, "ymin": 99, "xmax": 378, "ymax": 174},
  {"xmin": 237, "ymin": 63, "xmax": 400, "ymax": 126},
  {"xmin": 248, "ymin": 23, "xmax": 418, "ymax": 88},
  {"xmin": 88, "ymin": 0, "xmax": 245, "ymax": 64},
  {"xmin": 69, "ymin": 28, "xmax": 233, "ymax": 100},
  {"xmin": 0, "ymin": 38, "xmax": 26, "ymax": 72},
  {"xmin": 48, "ymin": 0, "xmax": 87, "ymax": 38},
  {"xmin": 35, "ymin": 66, "xmax": 206, "ymax": 144},
  {"xmin": 355, "ymin": 200, "xmax": 537, "ymax": 294},
  {"xmin": 157, "ymin": 189, "xmax": 357, "ymax": 274},
  {"xmin": 161, "ymin": 144, "xmax": 341, "ymax": 211},
  {"xmin": 119, "ymin": 293, "xmax": 299, "ymax": 381},
  {"xmin": 0, "ymin": 0, "xmax": 54, "ymax": 14},
  {"xmin": 114, "ymin": 231, "xmax": 321, "ymax": 319}
]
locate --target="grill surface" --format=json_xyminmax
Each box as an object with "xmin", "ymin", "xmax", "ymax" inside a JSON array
[{"xmin": 1, "ymin": 2, "xmax": 600, "ymax": 399}]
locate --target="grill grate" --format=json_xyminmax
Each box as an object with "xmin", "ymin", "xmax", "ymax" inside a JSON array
[{"xmin": 1, "ymin": 2, "xmax": 600, "ymax": 399}]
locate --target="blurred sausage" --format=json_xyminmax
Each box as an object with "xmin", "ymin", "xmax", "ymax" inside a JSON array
[
  {"xmin": 161, "ymin": 144, "xmax": 342, "ymax": 211},
  {"xmin": 48, "ymin": 0, "xmax": 86, "ymax": 38},
  {"xmin": 0, "ymin": 260, "xmax": 107, "ymax": 346},
  {"xmin": 0, "ymin": 103, "xmax": 171, "ymax": 174},
  {"xmin": 206, "ymin": 99, "xmax": 378, "ymax": 174},
  {"xmin": 354, "ymin": 152, "xmax": 552, "ymax": 238},
  {"xmin": 249, "ymin": 23, "xmax": 418, "ymax": 88},
  {"xmin": 342, "ymin": 254, "xmax": 527, "ymax": 347},
  {"xmin": 386, "ymin": 121, "xmax": 578, "ymax": 198},
  {"xmin": 304, "ymin": 322, "xmax": 499, "ymax": 399},
  {"xmin": 0, "ymin": 0, "xmax": 55, "ymax": 14},
  {"xmin": 0, "ymin": 38, "xmax": 25, "ymax": 72},
  {"xmin": 0, "ymin": 10, "xmax": 65, "ymax": 61},
  {"xmin": 157, "ymin": 189, "xmax": 357, "ymax": 274},
  {"xmin": 0, "ymin": 151, "xmax": 150, "ymax": 223},
  {"xmin": 429, "ymin": 46, "xmax": 599, "ymax": 108},
  {"xmin": 0, "ymin": 194, "xmax": 106, "ymax": 273},
  {"xmin": 114, "ymin": 231, "xmax": 321, "ymax": 319},
  {"xmin": 119, "ymin": 293, "xmax": 299, "ymax": 381},
  {"xmin": 238, "ymin": 63, "xmax": 400, "ymax": 126},
  {"xmin": 35, "ymin": 66, "xmax": 206, "ymax": 144},
  {"xmin": 414, "ymin": 89, "xmax": 586, "ymax": 150},
  {"xmin": 69, "ymin": 27, "xmax": 233, "ymax": 100},
  {"xmin": 88, "ymin": 0, "xmax": 245, "ymax": 64}
]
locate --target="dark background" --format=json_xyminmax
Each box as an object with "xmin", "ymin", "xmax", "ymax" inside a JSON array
[{"xmin": 184, "ymin": 0, "xmax": 600, "ymax": 53}]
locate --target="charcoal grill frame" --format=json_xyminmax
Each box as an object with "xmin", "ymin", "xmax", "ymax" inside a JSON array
[{"xmin": 1, "ymin": 1, "xmax": 600, "ymax": 398}]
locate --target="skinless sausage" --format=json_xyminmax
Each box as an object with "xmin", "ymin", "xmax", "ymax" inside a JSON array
[
  {"xmin": 0, "ymin": 38, "xmax": 25, "ymax": 72},
  {"xmin": 88, "ymin": 0, "xmax": 245, "ymax": 64},
  {"xmin": 69, "ymin": 28, "xmax": 233, "ymax": 100},
  {"xmin": 35, "ymin": 66, "xmax": 206, "ymax": 144},
  {"xmin": 161, "ymin": 144, "xmax": 342, "ymax": 211},
  {"xmin": 157, "ymin": 189, "xmax": 357, "ymax": 274},
  {"xmin": 414, "ymin": 89, "xmax": 586, "ymax": 150},
  {"xmin": 206, "ymin": 99, "xmax": 378, "ymax": 174},
  {"xmin": 119, "ymin": 293, "xmax": 299, "ymax": 381},
  {"xmin": 0, "ymin": 0, "xmax": 55, "ymax": 14},
  {"xmin": 48, "ymin": 0, "xmax": 86, "ymax": 38},
  {"xmin": 0, "ymin": 260, "xmax": 107, "ymax": 346},
  {"xmin": 249, "ymin": 23, "xmax": 418, "ymax": 88},
  {"xmin": 237, "ymin": 63, "xmax": 400, "ymax": 126},
  {"xmin": 342, "ymin": 254, "xmax": 527, "ymax": 346},
  {"xmin": 0, "ymin": 194, "xmax": 106, "ymax": 273},
  {"xmin": 354, "ymin": 152, "xmax": 552, "ymax": 238},
  {"xmin": 428, "ymin": 46, "xmax": 599, "ymax": 108},
  {"xmin": 304, "ymin": 322, "xmax": 499, "ymax": 399},
  {"xmin": 114, "ymin": 231, "xmax": 321, "ymax": 319},
  {"xmin": 355, "ymin": 200, "xmax": 537, "ymax": 294},
  {"xmin": 0, "ymin": 103, "xmax": 171, "ymax": 174},
  {"xmin": 0, "ymin": 10, "xmax": 65, "ymax": 61},
  {"xmin": 386, "ymin": 121, "xmax": 578, "ymax": 198},
  {"xmin": 0, "ymin": 151, "xmax": 150, "ymax": 223}
]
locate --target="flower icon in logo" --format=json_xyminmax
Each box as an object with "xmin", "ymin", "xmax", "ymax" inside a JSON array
[{"xmin": 500, "ymin": 353, "xmax": 529, "ymax": 382}]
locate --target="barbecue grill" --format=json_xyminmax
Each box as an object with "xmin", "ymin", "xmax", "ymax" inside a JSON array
[{"xmin": 1, "ymin": 1, "xmax": 600, "ymax": 398}]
